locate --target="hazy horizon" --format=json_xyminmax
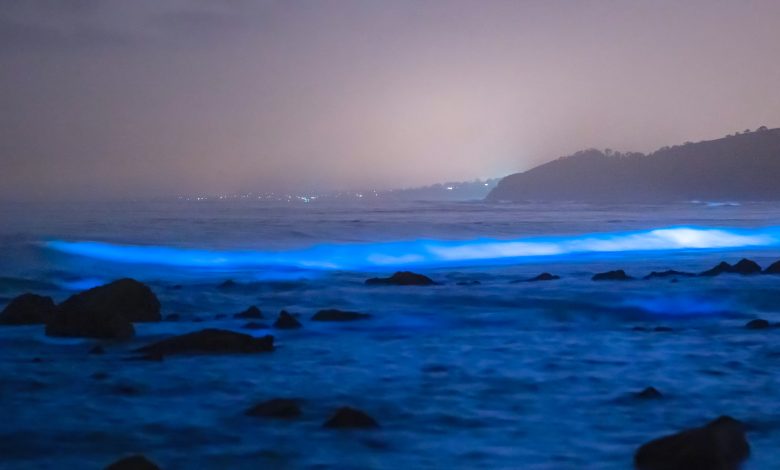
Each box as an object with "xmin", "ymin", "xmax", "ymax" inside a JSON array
[{"xmin": 2, "ymin": 0, "xmax": 780, "ymax": 202}]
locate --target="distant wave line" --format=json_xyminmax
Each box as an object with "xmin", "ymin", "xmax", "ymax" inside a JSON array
[{"xmin": 44, "ymin": 226, "xmax": 780, "ymax": 270}]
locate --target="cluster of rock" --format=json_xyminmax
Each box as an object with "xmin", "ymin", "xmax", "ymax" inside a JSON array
[
  {"xmin": 245, "ymin": 399, "xmax": 378, "ymax": 428},
  {"xmin": 592, "ymin": 258, "xmax": 778, "ymax": 281}
]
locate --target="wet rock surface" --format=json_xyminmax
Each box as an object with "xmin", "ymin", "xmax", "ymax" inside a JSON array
[
  {"xmin": 365, "ymin": 271, "xmax": 435, "ymax": 286},
  {"xmin": 273, "ymin": 310, "xmax": 302, "ymax": 329},
  {"xmin": 245, "ymin": 398, "xmax": 301, "ymax": 419},
  {"xmin": 323, "ymin": 407, "xmax": 379, "ymax": 429},
  {"xmin": 592, "ymin": 270, "xmax": 633, "ymax": 281},
  {"xmin": 136, "ymin": 329, "xmax": 274, "ymax": 356},
  {"xmin": 311, "ymin": 309, "xmax": 371, "ymax": 322},
  {"xmin": 0, "ymin": 293, "xmax": 56, "ymax": 325}
]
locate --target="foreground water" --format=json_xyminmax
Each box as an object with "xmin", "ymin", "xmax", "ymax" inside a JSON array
[{"xmin": 2, "ymin": 200, "xmax": 780, "ymax": 469}]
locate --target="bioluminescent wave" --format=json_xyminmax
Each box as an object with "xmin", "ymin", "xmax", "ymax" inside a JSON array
[{"xmin": 45, "ymin": 226, "xmax": 780, "ymax": 271}]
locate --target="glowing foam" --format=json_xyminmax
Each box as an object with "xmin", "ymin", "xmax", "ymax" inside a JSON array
[{"xmin": 45, "ymin": 226, "xmax": 780, "ymax": 271}]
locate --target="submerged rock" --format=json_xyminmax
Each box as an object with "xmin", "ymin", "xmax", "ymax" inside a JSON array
[
  {"xmin": 701, "ymin": 259, "xmax": 762, "ymax": 276},
  {"xmin": 745, "ymin": 318, "xmax": 771, "ymax": 330},
  {"xmin": 234, "ymin": 305, "xmax": 263, "ymax": 319},
  {"xmin": 311, "ymin": 309, "xmax": 371, "ymax": 322},
  {"xmin": 592, "ymin": 270, "xmax": 633, "ymax": 281},
  {"xmin": 273, "ymin": 311, "xmax": 302, "ymax": 329},
  {"xmin": 634, "ymin": 416, "xmax": 749, "ymax": 470},
  {"xmin": 527, "ymin": 272, "xmax": 560, "ymax": 282},
  {"xmin": 365, "ymin": 271, "xmax": 435, "ymax": 286},
  {"xmin": 104, "ymin": 454, "xmax": 161, "ymax": 470},
  {"xmin": 46, "ymin": 279, "xmax": 160, "ymax": 339},
  {"xmin": 0, "ymin": 293, "xmax": 57, "ymax": 325},
  {"xmin": 245, "ymin": 398, "xmax": 301, "ymax": 419},
  {"xmin": 323, "ymin": 407, "xmax": 379, "ymax": 428},
  {"xmin": 643, "ymin": 270, "xmax": 695, "ymax": 280},
  {"xmin": 636, "ymin": 387, "xmax": 663, "ymax": 400},
  {"xmin": 136, "ymin": 329, "xmax": 274, "ymax": 356},
  {"xmin": 242, "ymin": 321, "xmax": 269, "ymax": 330}
]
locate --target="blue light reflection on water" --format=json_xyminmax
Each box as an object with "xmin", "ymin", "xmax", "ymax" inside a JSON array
[{"xmin": 44, "ymin": 225, "xmax": 780, "ymax": 271}]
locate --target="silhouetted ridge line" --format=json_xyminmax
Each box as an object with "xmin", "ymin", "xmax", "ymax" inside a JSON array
[{"xmin": 487, "ymin": 127, "xmax": 780, "ymax": 202}]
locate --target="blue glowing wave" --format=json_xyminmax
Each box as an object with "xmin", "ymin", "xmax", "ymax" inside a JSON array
[{"xmin": 45, "ymin": 226, "xmax": 780, "ymax": 271}]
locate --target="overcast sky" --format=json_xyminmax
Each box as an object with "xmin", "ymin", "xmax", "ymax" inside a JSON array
[{"xmin": 1, "ymin": 0, "xmax": 779, "ymax": 201}]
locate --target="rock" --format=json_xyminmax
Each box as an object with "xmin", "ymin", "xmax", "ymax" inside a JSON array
[
  {"xmin": 0, "ymin": 293, "xmax": 57, "ymax": 325},
  {"xmin": 165, "ymin": 314, "xmax": 180, "ymax": 321},
  {"xmin": 89, "ymin": 345, "xmax": 106, "ymax": 355},
  {"xmin": 242, "ymin": 321, "xmax": 269, "ymax": 330},
  {"xmin": 104, "ymin": 454, "xmax": 161, "ymax": 470},
  {"xmin": 592, "ymin": 270, "xmax": 633, "ymax": 281},
  {"xmin": 46, "ymin": 279, "xmax": 160, "ymax": 339},
  {"xmin": 527, "ymin": 272, "xmax": 560, "ymax": 282},
  {"xmin": 764, "ymin": 260, "xmax": 780, "ymax": 274},
  {"xmin": 311, "ymin": 309, "xmax": 371, "ymax": 322},
  {"xmin": 701, "ymin": 259, "xmax": 762, "ymax": 276},
  {"xmin": 634, "ymin": 416, "xmax": 749, "ymax": 470},
  {"xmin": 273, "ymin": 311, "xmax": 302, "ymax": 329},
  {"xmin": 365, "ymin": 271, "xmax": 435, "ymax": 286},
  {"xmin": 218, "ymin": 279, "xmax": 238, "ymax": 289},
  {"xmin": 323, "ymin": 407, "xmax": 379, "ymax": 428},
  {"xmin": 234, "ymin": 305, "xmax": 263, "ymax": 319},
  {"xmin": 643, "ymin": 270, "xmax": 694, "ymax": 280},
  {"xmin": 745, "ymin": 318, "xmax": 770, "ymax": 330},
  {"xmin": 654, "ymin": 326, "xmax": 673, "ymax": 332},
  {"xmin": 636, "ymin": 386, "xmax": 663, "ymax": 399},
  {"xmin": 245, "ymin": 398, "xmax": 301, "ymax": 419},
  {"xmin": 136, "ymin": 329, "xmax": 274, "ymax": 356},
  {"xmin": 46, "ymin": 307, "xmax": 134, "ymax": 339}
]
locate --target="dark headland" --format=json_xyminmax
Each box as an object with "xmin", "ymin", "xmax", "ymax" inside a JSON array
[{"xmin": 487, "ymin": 127, "xmax": 780, "ymax": 203}]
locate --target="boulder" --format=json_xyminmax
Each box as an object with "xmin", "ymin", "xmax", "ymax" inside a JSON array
[
  {"xmin": 592, "ymin": 270, "xmax": 633, "ymax": 281},
  {"xmin": 745, "ymin": 318, "xmax": 770, "ymax": 330},
  {"xmin": 365, "ymin": 271, "xmax": 435, "ymax": 286},
  {"xmin": 323, "ymin": 407, "xmax": 379, "ymax": 428},
  {"xmin": 634, "ymin": 416, "xmax": 749, "ymax": 470},
  {"xmin": 245, "ymin": 398, "xmax": 301, "ymax": 419},
  {"xmin": 273, "ymin": 311, "xmax": 302, "ymax": 329},
  {"xmin": 701, "ymin": 259, "xmax": 762, "ymax": 276},
  {"xmin": 104, "ymin": 455, "xmax": 161, "ymax": 470},
  {"xmin": 234, "ymin": 305, "xmax": 263, "ymax": 319},
  {"xmin": 0, "ymin": 293, "xmax": 57, "ymax": 325},
  {"xmin": 46, "ymin": 279, "xmax": 160, "ymax": 339},
  {"xmin": 643, "ymin": 270, "xmax": 694, "ymax": 280},
  {"xmin": 311, "ymin": 309, "xmax": 371, "ymax": 322},
  {"xmin": 136, "ymin": 329, "xmax": 273, "ymax": 356},
  {"xmin": 527, "ymin": 272, "xmax": 560, "ymax": 282}
]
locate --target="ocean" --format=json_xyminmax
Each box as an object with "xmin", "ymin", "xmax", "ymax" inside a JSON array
[{"xmin": 1, "ymin": 199, "xmax": 780, "ymax": 469}]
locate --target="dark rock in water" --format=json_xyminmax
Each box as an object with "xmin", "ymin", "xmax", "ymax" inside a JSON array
[
  {"xmin": 273, "ymin": 310, "xmax": 302, "ymax": 329},
  {"xmin": 636, "ymin": 386, "xmax": 663, "ymax": 399},
  {"xmin": 245, "ymin": 398, "xmax": 301, "ymax": 419},
  {"xmin": 125, "ymin": 352, "xmax": 164, "ymax": 362},
  {"xmin": 365, "ymin": 271, "xmax": 435, "ymax": 286},
  {"xmin": 0, "ymin": 293, "xmax": 57, "ymax": 325},
  {"xmin": 528, "ymin": 272, "xmax": 560, "ymax": 282},
  {"xmin": 165, "ymin": 313, "xmax": 180, "ymax": 321},
  {"xmin": 456, "ymin": 280, "xmax": 482, "ymax": 286},
  {"xmin": 89, "ymin": 345, "xmax": 106, "ymax": 355},
  {"xmin": 242, "ymin": 321, "xmax": 269, "ymax": 330},
  {"xmin": 323, "ymin": 407, "xmax": 379, "ymax": 428},
  {"xmin": 46, "ymin": 279, "xmax": 160, "ymax": 339},
  {"xmin": 592, "ymin": 270, "xmax": 633, "ymax": 281},
  {"xmin": 136, "ymin": 328, "xmax": 274, "ymax": 355},
  {"xmin": 46, "ymin": 308, "xmax": 134, "ymax": 340},
  {"xmin": 234, "ymin": 305, "xmax": 263, "ymax": 319},
  {"xmin": 634, "ymin": 415, "xmax": 749, "ymax": 470},
  {"xmin": 745, "ymin": 318, "xmax": 771, "ymax": 330},
  {"xmin": 218, "ymin": 279, "xmax": 238, "ymax": 289},
  {"xmin": 643, "ymin": 270, "xmax": 695, "ymax": 280},
  {"xmin": 764, "ymin": 260, "xmax": 780, "ymax": 274},
  {"xmin": 312, "ymin": 309, "xmax": 371, "ymax": 322},
  {"xmin": 654, "ymin": 326, "xmax": 673, "ymax": 332},
  {"xmin": 104, "ymin": 454, "xmax": 161, "ymax": 470},
  {"xmin": 701, "ymin": 259, "xmax": 762, "ymax": 276}
]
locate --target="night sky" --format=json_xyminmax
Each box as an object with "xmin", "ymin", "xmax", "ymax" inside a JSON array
[{"xmin": 2, "ymin": 0, "xmax": 779, "ymax": 201}]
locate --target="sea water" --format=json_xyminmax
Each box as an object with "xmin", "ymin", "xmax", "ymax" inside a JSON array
[{"xmin": 1, "ymin": 200, "xmax": 780, "ymax": 469}]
